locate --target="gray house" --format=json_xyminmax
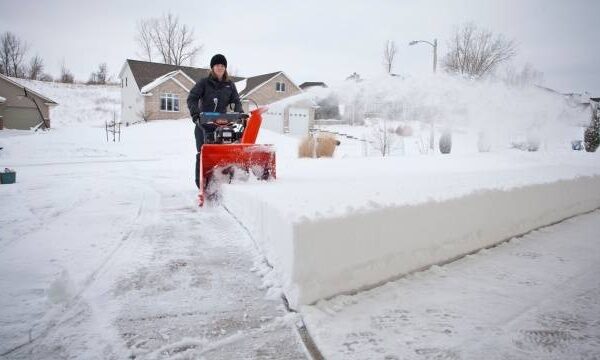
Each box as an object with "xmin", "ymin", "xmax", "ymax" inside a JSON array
[{"xmin": 0, "ymin": 73, "xmax": 57, "ymax": 130}]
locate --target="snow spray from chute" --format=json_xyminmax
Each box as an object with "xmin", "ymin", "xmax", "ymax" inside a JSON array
[{"xmin": 198, "ymin": 107, "xmax": 276, "ymax": 206}]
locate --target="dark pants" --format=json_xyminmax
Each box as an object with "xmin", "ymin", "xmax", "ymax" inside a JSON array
[{"xmin": 194, "ymin": 124, "xmax": 217, "ymax": 188}]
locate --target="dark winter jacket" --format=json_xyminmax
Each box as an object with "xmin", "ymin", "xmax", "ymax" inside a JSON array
[{"xmin": 187, "ymin": 75, "xmax": 243, "ymax": 122}]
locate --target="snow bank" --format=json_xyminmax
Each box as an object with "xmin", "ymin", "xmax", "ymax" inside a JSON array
[{"xmin": 222, "ymin": 152, "xmax": 600, "ymax": 309}]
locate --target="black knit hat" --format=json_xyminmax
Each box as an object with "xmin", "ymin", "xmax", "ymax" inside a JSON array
[{"xmin": 210, "ymin": 54, "xmax": 227, "ymax": 68}]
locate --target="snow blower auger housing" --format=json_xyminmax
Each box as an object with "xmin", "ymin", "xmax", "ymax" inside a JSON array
[{"xmin": 198, "ymin": 108, "xmax": 275, "ymax": 206}]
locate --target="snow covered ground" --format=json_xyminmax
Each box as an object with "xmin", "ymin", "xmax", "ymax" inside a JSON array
[
  {"xmin": 302, "ymin": 210, "xmax": 600, "ymax": 359},
  {"xmin": 0, "ymin": 122, "xmax": 308, "ymax": 359},
  {"xmin": 0, "ymin": 79, "xmax": 599, "ymax": 358}
]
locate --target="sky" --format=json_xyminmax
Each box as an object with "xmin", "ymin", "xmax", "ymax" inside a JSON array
[{"xmin": 1, "ymin": 0, "xmax": 599, "ymax": 95}]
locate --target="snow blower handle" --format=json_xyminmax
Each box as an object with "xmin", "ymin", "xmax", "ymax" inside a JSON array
[{"xmin": 199, "ymin": 112, "xmax": 248, "ymax": 126}]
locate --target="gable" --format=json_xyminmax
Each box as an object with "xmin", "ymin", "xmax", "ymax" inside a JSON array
[
  {"xmin": 243, "ymin": 72, "xmax": 302, "ymax": 105},
  {"xmin": 241, "ymin": 71, "xmax": 302, "ymax": 99},
  {"xmin": 239, "ymin": 71, "xmax": 281, "ymax": 97},
  {"xmin": 153, "ymin": 77, "xmax": 190, "ymax": 94},
  {"xmin": 140, "ymin": 70, "xmax": 193, "ymax": 94}
]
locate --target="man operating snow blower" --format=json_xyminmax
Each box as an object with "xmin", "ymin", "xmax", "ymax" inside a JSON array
[{"xmin": 187, "ymin": 54, "xmax": 276, "ymax": 206}]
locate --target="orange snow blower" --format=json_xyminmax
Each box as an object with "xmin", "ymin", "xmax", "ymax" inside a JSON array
[{"xmin": 197, "ymin": 108, "xmax": 275, "ymax": 206}]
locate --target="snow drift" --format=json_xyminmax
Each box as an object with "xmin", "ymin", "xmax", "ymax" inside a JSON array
[
  {"xmin": 223, "ymin": 157, "xmax": 600, "ymax": 309},
  {"xmin": 223, "ymin": 74, "xmax": 599, "ymax": 309}
]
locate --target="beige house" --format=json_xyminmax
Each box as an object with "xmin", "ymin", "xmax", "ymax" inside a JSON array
[
  {"xmin": 0, "ymin": 73, "xmax": 57, "ymax": 130},
  {"xmin": 118, "ymin": 59, "xmax": 313, "ymax": 134}
]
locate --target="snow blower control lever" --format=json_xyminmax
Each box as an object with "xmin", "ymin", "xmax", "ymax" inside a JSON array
[{"xmin": 199, "ymin": 112, "xmax": 250, "ymax": 144}]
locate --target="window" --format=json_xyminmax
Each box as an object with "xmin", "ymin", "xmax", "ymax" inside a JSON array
[
  {"xmin": 160, "ymin": 93, "xmax": 180, "ymax": 112},
  {"xmin": 126, "ymin": 77, "xmax": 128, "ymax": 87},
  {"xmin": 276, "ymin": 82, "xmax": 286, "ymax": 92}
]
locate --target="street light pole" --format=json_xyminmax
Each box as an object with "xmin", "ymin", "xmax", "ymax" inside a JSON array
[
  {"xmin": 408, "ymin": 39, "xmax": 437, "ymax": 74},
  {"xmin": 432, "ymin": 38, "xmax": 437, "ymax": 74},
  {"xmin": 409, "ymin": 38, "xmax": 438, "ymax": 151}
]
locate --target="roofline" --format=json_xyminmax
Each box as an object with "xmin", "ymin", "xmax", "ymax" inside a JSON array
[
  {"xmin": 0, "ymin": 73, "xmax": 58, "ymax": 104},
  {"xmin": 171, "ymin": 77, "xmax": 190, "ymax": 92},
  {"xmin": 118, "ymin": 60, "xmax": 128, "ymax": 79},
  {"xmin": 241, "ymin": 72, "xmax": 281, "ymax": 98},
  {"xmin": 140, "ymin": 70, "xmax": 191, "ymax": 94},
  {"xmin": 178, "ymin": 70, "xmax": 196, "ymax": 86},
  {"xmin": 242, "ymin": 71, "xmax": 302, "ymax": 99}
]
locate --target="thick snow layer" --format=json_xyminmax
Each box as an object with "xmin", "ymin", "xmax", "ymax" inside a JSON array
[{"xmin": 222, "ymin": 152, "xmax": 600, "ymax": 308}]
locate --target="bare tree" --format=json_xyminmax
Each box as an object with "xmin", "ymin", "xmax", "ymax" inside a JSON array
[
  {"xmin": 383, "ymin": 40, "xmax": 397, "ymax": 74},
  {"xmin": 88, "ymin": 62, "xmax": 108, "ymax": 84},
  {"xmin": 60, "ymin": 61, "xmax": 74, "ymax": 83},
  {"xmin": 97, "ymin": 63, "xmax": 108, "ymax": 84},
  {"xmin": 136, "ymin": 12, "xmax": 202, "ymax": 65},
  {"xmin": 0, "ymin": 32, "xmax": 28, "ymax": 77},
  {"xmin": 443, "ymin": 23, "xmax": 517, "ymax": 78},
  {"xmin": 39, "ymin": 73, "xmax": 53, "ymax": 82},
  {"xmin": 502, "ymin": 62, "xmax": 544, "ymax": 87},
  {"xmin": 27, "ymin": 55, "xmax": 44, "ymax": 80},
  {"xmin": 136, "ymin": 19, "xmax": 155, "ymax": 62},
  {"xmin": 369, "ymin": 119, "xmax": 396, "ymax": 156}
]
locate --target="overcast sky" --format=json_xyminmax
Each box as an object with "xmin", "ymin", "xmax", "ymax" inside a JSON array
[{"xmin": 1, "ymin": 0, "xmax": 598, "ymax": 94}]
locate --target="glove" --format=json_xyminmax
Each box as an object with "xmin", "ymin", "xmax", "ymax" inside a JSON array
[
  {"xmin": 193, "ymin": 114, "xmax": 201, "ymax": 127},
  {"xmin": 240, "ymin": 113, "xmax": 250, "ymax": 120}
]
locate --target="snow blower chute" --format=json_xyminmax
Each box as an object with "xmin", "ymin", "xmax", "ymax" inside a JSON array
[{"xmin": 197, "ymin": 108, "xmax": 275, "ymax": 206}]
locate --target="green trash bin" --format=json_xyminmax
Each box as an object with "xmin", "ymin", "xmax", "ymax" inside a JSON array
[{"xmin": 0, "ymin": 171, "xmax": 16, "ymax": 184}]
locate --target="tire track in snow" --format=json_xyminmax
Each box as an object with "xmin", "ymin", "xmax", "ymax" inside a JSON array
[
  {"xmin": 1, "ymin": 182, "xmax": 158, "ymax": 358},
  {"xmin": 221, "ymin": 203, "xmax": 325, "ymax": 360}
]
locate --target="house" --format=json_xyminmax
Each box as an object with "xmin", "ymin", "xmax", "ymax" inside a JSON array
[
  {"xmin": 118, "ymin": 59, "xmax": 313, "ymax": 134},
  {"xmin": 238, "ymin": 71, "xmax": 317, "ymax": 135},
  {"xmin": 0, "ymin": 73, "xmax": 57, "ymax": 130},
  {"xmin": 118, "ymin": 59, "xmax": 240, "ymax": 124}
]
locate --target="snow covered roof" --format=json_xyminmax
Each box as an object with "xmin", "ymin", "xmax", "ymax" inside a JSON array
[
  {"xmin": 139, "ymin": 70, "xmax": 192, "ymax": 94},
  {"xmin": 234, "ymin": 79, "xmax": 247, "ymax": 93},
  {"xmin": 0, "ymin": 96, "xmax": 5, "ymax": 103},
  {"xmin": 0, "ymin": 73, "xmax": 57, "ymax": 105},
  {"xmin": 123, "ymin": 59, "xmax": 244, "ymax": 92}
]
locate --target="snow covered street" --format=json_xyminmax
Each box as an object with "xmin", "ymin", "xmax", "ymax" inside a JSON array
[
  {"xmin": 302, "ymin": 210, "xmax": 600, "ymax": 359},
  {"xmin": 0, "ymin": 124, "xmax": 308, "ymax": 359}
]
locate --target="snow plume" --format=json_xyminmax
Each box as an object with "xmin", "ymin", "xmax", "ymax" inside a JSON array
[{"xmin": 327, "ymin": 74, "xmax": 589, "ymax": 150}]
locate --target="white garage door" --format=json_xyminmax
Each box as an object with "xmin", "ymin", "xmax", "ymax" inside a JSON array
[
  {"xmin": 262, "ymin": 108, "xmax": 284, "ymax": 133},
  {"xmin": 288, "ymin": 107, "xmax": 309, "ymax": 136}
]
